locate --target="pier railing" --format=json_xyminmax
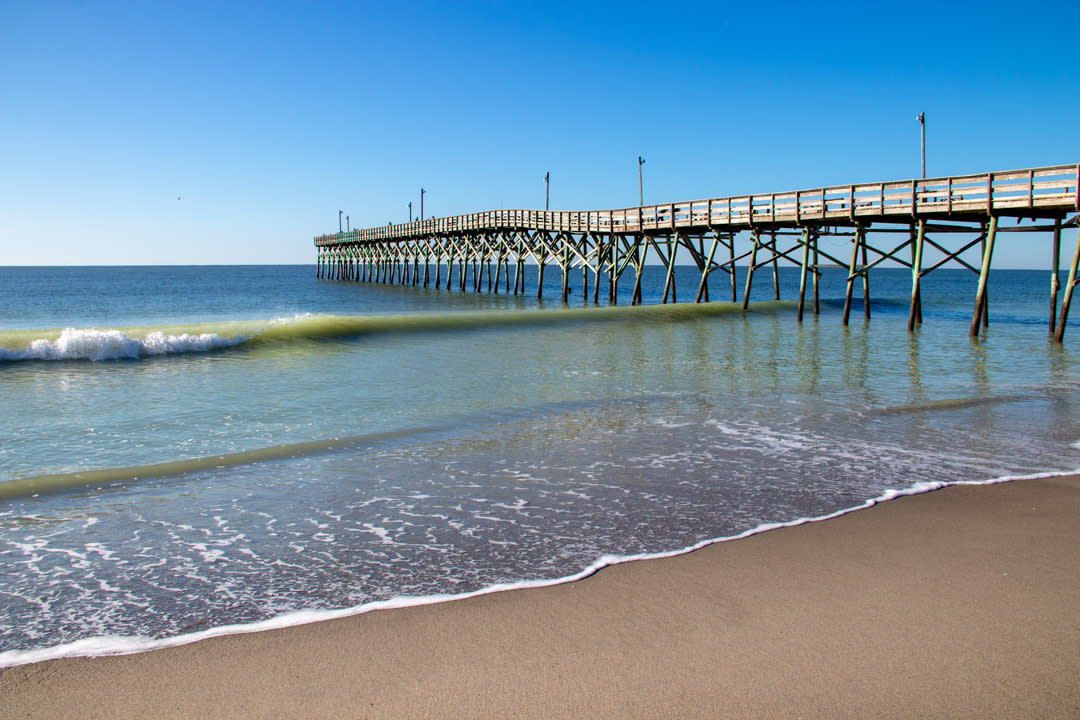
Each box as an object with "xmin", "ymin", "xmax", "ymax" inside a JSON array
[{"xmin": 316, "ymin": 164, "xmax": 1079, "ymax": 246}]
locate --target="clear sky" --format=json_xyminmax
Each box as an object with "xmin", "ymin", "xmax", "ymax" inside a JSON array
[{"xmin": 2, "ymin": 0, "xmax": 1078, "ymax": 267}]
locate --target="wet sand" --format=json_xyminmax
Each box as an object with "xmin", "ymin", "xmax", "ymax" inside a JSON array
[{"xmin": 2, "ymin": 475, "xmax": 1078, "ymax": 719}]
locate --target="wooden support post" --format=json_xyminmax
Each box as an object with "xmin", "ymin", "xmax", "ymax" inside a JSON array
[
  {"xmin": 797, "ymin": 227, "xmax": 811, "ymax": 323},
  {"xmin": 486, "ymin": 243, "xmax": 494, "ymax": 293},
  {"xmin": 697, "ymin": 235, "xmax": 710, "ymax": 303},
  {"xmin": 970, "ymin": 216, "xmax": 998, "ymax": 337},
  {"xmin": 1054, "ymin": 226, "xmax": 1080, "ymax": 343},
  {"xmin": 631, "ymin": 238, "xmax": 645, "ymax": 305},
  {"xmin": 741, "ymin": 231, "xmax": 760, "ymax": 310},
  {"xmin": 812, "ymin": 232, "xmax": 820, "ymax": 315},
  {"xmin": 1049, "ymin": 218, "xmax": 1062, "ymax": 337},
  {"xmin": 695, "ymin": 234, "xmax": 721, "ymax": 303},
  {"xmin": 561, "ymin": 235, "xmax": 570, "ymax": 303},
  {"xmin": 476, "ymin": 246, "xmax": 485, "ymax": 293},
  {"xmin": 661, "ymin": 235, "xmax": 677, "ymax": 304},
  {"xmin": 729, "ymin": 232, "xmax": 737, "ymax": 302},
  {"xmin": 536, "ymin": 235, "xmax": 546, "ymax": 299},
  {"xmin": 908, "ymin": 219, "xmax": 926, "ymax": 331},
  {"xmin": 592, "ymin": 235, "xmax": 602, "ymax": 305},
  {"xmin": 609, "ymin": 238, "xmax": 617, "ymax": 304},
  {"xmin": 861, "ymin": 239, "xmax": 871, "ymax": 320},
  {"xmin": 843, "ymin": 226, "xmax": 863, "ymax": 326},
  {"xmin": 518, "ymin": 234, "xmax": 527, "ymax": 296},
  {"xmin": 510, "ymin": 234, "xmax": 520, "ymax": 295},
  {"xmin": 581, "ymin": 234, "xmax": 591, "ymax": 303},
  {"xmin": 771, "ymin": 232, "xmax": 780, "ymax": 300}
]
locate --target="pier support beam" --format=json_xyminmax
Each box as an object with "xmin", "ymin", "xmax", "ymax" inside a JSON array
[
  {"xmin": 843, "ymin": 226, "xmax": 865, "ymax": 325},
  {"xmin": 771, "ymin": 232, "xmax": 781, "ymax": 300},
  {"xmin": 1050, "ymin": 218, "xmax": 1062, "ymax": 337},
  {"xmin": 742, "ymin": 231, "xmax": 760, "ymax": 310},
  {"xmin": 797, "ymin": 227, "xmax": 812, "ymax": 323},
  {"xmin": 561, "ymin": 233, "xmax": 571, "ymax": 303},
  {"xmin": 908, "ymin": 219, "xmax": 926, "ymax": 332},
  {"xmin": 695, "ymin": 233, "xmax": 721, "ymax": 303},
  {"xmin": 970, "ymin": 216, "xmax": 998, "ymax": 337},
  {"xmin": 1054, "ymin": 226, "xmax": 1080, "ymax": 343},
  {"xmin": 631, "ymin": 238, "xmax": 645, "ymax": 305}
]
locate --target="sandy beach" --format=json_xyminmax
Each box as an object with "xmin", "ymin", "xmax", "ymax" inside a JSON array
[{"xmin": 2, "ymin": 474, "xmax": 1078, "ymax": 719}]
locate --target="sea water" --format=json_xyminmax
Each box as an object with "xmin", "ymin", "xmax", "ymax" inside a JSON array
[{"xmin": 1, "ymin": 264, "xmax": 1078, "ymax": 665}]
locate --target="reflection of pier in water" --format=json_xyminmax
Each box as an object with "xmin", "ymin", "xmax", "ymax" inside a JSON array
[{"xmin": 314, "ymin": 164, "xmax": 1080, "ymax": 341}]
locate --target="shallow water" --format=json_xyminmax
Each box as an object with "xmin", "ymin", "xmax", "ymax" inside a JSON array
[{"xmin": 1, "ymin": 264, "xmax": 1078, "ymax": 664}]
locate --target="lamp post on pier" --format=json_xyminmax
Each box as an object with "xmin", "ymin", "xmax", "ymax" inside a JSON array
[
  {"xmin": 339, "ymin": 210, "xmax": 343, "ymax": 234},
  {"xmin": 918, "ymin": 112, "xmax": 926, "ymax": 178},
  {"xmin": 638, "ymin": 156, "xmax": 645, "ymax": 206},
  {"xmin": 409, "ymin": 201, "xmax": 412, "ymax": 222},
  {"xmin": 421, "ymin": 188, "xmax": 426, "ymax": 220},
  {"xmin": 544, "ymin": 171, "xmax": 550, "ymax": 211},
  {"xmin": 346, "ymin": 215, "xmax": 350, "ymax": 232}
]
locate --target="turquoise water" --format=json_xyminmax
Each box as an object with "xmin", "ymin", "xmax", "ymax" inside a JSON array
[{"xmin": 1, "ymin": 264, "xmax": 1078, "ymax": 664}]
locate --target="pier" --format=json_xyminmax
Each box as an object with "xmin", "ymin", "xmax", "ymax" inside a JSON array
[{"xmin": 314, "ymin": 164, "xmax": 1080, "ymax": 341}]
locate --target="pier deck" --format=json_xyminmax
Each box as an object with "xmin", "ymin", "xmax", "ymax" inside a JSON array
[{"xmin": 314, "ymin": 164, "xmax": 1080, "ymax": 340}]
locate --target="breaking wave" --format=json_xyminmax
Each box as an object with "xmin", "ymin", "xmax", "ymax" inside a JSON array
[
  {"xmin": 0, "ymin": 328, "xmax": 246, "ymax": 362},
  {"xmin": 0, "ymin": 302, "xmax": 782, "ymax": 363}
]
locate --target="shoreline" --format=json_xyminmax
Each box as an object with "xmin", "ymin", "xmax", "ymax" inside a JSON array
[
  {"xmin": 0, "ymin": 473, "xmax": 1044, "ymax": 668},
  {"xmin": 2, "ymin": 474, "xmax": 1078, "ymax": 718}
]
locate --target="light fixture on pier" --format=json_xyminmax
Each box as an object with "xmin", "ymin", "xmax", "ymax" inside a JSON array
[
  {"xmin": 638, "ymin": 156, "xmax": 645, "ymax": 206},
  {"xmin": 918, "ymin": 112, "xmax": 926, "ymax": 178}
]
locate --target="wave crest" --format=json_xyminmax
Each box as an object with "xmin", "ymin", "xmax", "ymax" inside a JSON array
[{"xmin": 4, "ymin": 328, "xmax": 245, "ymax": 362}]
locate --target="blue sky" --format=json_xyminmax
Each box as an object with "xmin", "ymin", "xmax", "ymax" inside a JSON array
[{"xmin": 2, "ymin": 0, "xmax": 1077, "ymax": 267}]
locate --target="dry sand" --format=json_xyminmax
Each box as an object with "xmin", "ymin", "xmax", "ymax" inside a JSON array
[{"xmin": 2, "ymin": 475, "xmax": 1078, "ymax": 719}]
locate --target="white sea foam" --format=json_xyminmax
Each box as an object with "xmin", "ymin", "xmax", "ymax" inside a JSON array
[
  {"xmin": 2, "ymin": 469, "xmax": 1073, "ymax": 670},
  {"xmin": 1, "ymin": 328, "xmax": 246, "ymax": 362}
]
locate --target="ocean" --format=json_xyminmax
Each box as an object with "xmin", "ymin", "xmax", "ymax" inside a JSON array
[{"xmin": 1, "ymin": 263, "xmax": 1078, "ymax": 666}]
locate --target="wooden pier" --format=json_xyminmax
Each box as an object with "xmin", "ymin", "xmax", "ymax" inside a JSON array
[{"xmin": 314, "ymin": 164, "xmax": 1080, "ymax": 341}]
